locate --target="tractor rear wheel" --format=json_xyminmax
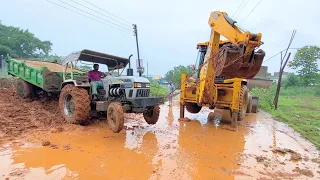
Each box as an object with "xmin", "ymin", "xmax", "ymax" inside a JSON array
[
  {"xmin": 143, "ymin": 104, "xmax": 160, "ymax": 125},
  {"xmin": 59, "ymin": 84, "xmax": 90, "ymax": 124},
  {"xmin": 107, "ymin": 102, "xmax": 124, "ymax": 133},
  {"xmin": 238, "ymin": 85, "xmax": 249, "ymax": 121},
  {"xmin": 185, "ymin": 103, "xmax": 202, "ymax": 114},
  {"xmin": 16, "ymin": 79, "xmax": 34, "ymax": 99}
]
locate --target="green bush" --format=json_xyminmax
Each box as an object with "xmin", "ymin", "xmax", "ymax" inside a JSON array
[
  {"xmin": 250, "ymin": 87, "xmax": 275, "ymax": 111},
  {"xmin": 150, "ymin": 80, "xmax": 167, "ymax": 97}
]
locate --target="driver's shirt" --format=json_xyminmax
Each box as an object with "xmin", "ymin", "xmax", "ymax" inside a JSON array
[{"xmin": 88, "ymin": 70, "xmax": 103, "ymax": 82}]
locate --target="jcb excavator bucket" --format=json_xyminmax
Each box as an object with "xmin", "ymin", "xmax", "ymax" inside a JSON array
[{"xmin": 214, "ymin": 45, "xmax": 266, "ymax": 79}]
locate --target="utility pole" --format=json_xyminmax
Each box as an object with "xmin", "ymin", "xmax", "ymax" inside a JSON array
[
  {"xmin": 273, "ymin": 29, "xmax": 297, "ymax": 110},
  {"xmin": 133, "ymin": 24, "xmax": 144, "ymax": 77},
  {"xmin": 147, "ymin": 61, "xmax": 148, "ymax": 79}
]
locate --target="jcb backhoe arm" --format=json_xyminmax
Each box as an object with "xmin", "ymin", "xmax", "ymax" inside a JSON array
[{"xmin": 198, "ymin": 11, "xmax": 265, "ymax": 104}]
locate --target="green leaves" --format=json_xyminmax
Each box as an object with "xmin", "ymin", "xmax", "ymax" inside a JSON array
[
  {"xmin": 289, "ymin": 46, "xmax": 320, "ymax": 86},
  {"xmin": 164, "ymin": 65, "xmax": 192, "ymax": 88},
  {"xmin": 0, "ymin": 22, "xmax": 52, "ymax": 58}
]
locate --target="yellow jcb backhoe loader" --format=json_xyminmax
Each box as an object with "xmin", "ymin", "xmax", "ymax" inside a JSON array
[{"xmin": 180, "ymin": 11, "xmax": 265, "ymax": 128}]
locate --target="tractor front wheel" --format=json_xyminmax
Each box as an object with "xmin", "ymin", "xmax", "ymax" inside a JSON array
[
  {"xmin": 59, "ymin": 84, "xmax": 90, "ymax": 124},
  {"xmin": 107, "ymin": 102, "xmax": 124, "ymax": 133},
  {"xmin": 143, "ymin": 104, "xmax": 160, "ymax": 125}
]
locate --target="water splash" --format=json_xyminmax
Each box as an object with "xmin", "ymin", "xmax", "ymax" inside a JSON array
[{"xmin": 213, "ymin": 114, "xmax": 222, "ymax": 129}]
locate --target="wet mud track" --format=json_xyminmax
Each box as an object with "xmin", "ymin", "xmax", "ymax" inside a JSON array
[{"xmin": 0, "ymin": 84, "xmax": 319, "ymax": 179}]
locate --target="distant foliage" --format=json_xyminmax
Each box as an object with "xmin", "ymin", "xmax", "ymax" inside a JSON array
[
  {"xmin": 149, "ymin": 79, "xmax": 167, "ymax": 97},
  {"xmin": 282, "ymin": 73, "xmax": 301, "ymax": 88},
  {"xmin": 165, "ymin": 65, "xmax": 192, "ymax": 88},
  {"xmin": 0, "ymin": 22, "xmax": 52, "ymax": 58},
  {"xmin": 289, "ymin": 46, "xmax": 320, "ymax": 86}
]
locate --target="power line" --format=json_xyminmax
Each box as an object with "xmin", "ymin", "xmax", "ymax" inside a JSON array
[
  {"xmin": 234, "ymin": 0, "xmax": 251, "ymax": 18},
  {"xmin": 263, "ymin": 47, "xmax": 301, "ymax": 63},
  {"xmin": 54, "ymin": 0, "xmax": 132, "ymax": 32},
  {"xmin": 44, "ymin": 0, "xmax": 131, "ymax": 34},
  {"xmin": 240, "ymin": 0, "xmax": 263, "ymax": 25},
  {"xmin": 81, "ymin": 0, "xmax": 132, "ymax": 25},
  {"xmin": 232, "ymin": 0, "xmax": 246, "ymax": 18},
  {"xmin": 69, "ymin": 0, "xmax": 131, "ymax": 28}
]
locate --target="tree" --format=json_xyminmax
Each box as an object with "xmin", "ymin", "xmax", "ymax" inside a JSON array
[
  {"xmin": 289, "ymin": 46, "xmax": 320, "ymax": 86},
  {"xmin": 0, "ymin": 22, "xmax": 52, "ymax": 58},
  {"xmin": 165, "ymin": 65, "xmax": 192, "ymax": 88},
  {"xmin": 282, "ymin": 73, "xmax": 300, "ymax": 88}
]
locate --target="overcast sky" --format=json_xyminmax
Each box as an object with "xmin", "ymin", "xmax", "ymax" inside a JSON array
[{"xmin": 1, "ymin": 0, "xmax": 319, "ymax": 76}]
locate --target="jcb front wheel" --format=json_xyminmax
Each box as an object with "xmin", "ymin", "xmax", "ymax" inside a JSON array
[
  {"xmin": 185, "ymin": 103, "xmax": 202, "ymax": 114},
  {"xmin": 143, "ymin": 104, "xmax": 160, "ymax": 125}
]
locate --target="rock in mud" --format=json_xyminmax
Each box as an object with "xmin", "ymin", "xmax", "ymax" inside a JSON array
[
  {"xmin": 293, "ymin": 167, "xmax": 314, "ymax": 177},
  {"xmin": 256, "ymin": 156, "xmax": 267, "ymax": 162},
  {"xmin": 42, "ymin": 141, "xmax": 50, "ymax": 146},
  {"xmin": 290, "ymin": 153, "xmax": 302, "ymax": 161}
]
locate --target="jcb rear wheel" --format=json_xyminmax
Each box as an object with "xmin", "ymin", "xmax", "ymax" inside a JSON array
[
  {"xmin": 185, "ymin": 103, "xmax": 202, "ymax": 114},
  {"xmin": 107, "ymin": 102, "xmax": 124, "ymax": 133},
  {"xmin": 238, "ymin": 85, "xmax": 249, "ymax": 121}
]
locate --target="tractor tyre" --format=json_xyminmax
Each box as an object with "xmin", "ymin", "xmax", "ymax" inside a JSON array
[
  {"xmin": 238, "ymin": 85, "xmax": 249, "ymax": 121},
  {"xmin": 185, "ymin": 103, "xmax": 202, "ymax": 114},
  {"xmin": 246, "ymin": 95, "xmax": 253, "ymax": 113},
  {"xmin": 16, "ymin": 79, "xmax": 34, "ymax": 99},
  {"xmin": 59, "ymin": 84, "xmax": 90, "ymax": 124},
  {"xmin": 107, "ymin": 102, "xmax": 124, "ymax": 133},
  {"xmin": 143, "ymin": 104, "xmax": 160, "ymax": 125}
]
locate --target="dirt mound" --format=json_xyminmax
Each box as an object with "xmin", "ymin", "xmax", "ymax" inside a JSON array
[
  {"xmin": 0, "ymin": 78, "xmax": 64, "ymax": 143},
  {"xmin": 0, "ymin": 78, "xmax": 15, "ymax": 89}
]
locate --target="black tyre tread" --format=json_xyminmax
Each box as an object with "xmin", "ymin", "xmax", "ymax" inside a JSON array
[
  {"xmin": 143, "ymin": 104, "xmax": 160, "ymax": 125},
  {"xmin": 59, "ymin": 84, "xmax": 90, "ymax": 124},
  {"xmin": 238, "ymin": 85, "xmax": 249, "ymax": 121},
  {"xmin": 16, "ymin": 79, "xmax": 34, "ymax": 99},
  {"xmin": 185, "ymin": 103, "xmax": 202, "ymax": 114},
  {"xmin": 107, "ymin": 102, "xmax": 124, "ymax": 133}
]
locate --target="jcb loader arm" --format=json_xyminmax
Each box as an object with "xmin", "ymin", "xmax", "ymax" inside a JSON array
[{"xmin": 207, "ymin": 11, "xmax": 265, "ymax": 79}]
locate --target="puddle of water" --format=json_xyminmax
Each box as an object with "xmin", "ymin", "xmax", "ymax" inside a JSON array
[{"xmin": 0, "ymin": 104, "xmax": 319, "ymax": 180}]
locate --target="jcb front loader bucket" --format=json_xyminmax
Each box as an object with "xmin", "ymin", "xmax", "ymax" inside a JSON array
[{"xmin": 214, "ymin": 45, "xmax": 265, "ymax": 79}]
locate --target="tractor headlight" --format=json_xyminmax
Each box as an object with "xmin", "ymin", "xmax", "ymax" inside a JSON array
[
  {"xmin": 134, "ymin": 82, "xmax": 150, "ymax": 88},
  {"xmin": 134, "ymin": 82, "xmax": 142, "ymax": 88}
]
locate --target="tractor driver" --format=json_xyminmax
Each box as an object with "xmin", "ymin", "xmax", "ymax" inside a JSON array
[{"xmin": 88, "ymin": 64, "xmax": 107, "ymax": 100}]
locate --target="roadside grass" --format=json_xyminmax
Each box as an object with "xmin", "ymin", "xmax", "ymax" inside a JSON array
[
  {"xmin": 251, "ymin": 86, "xmax": 320, "ymax": 149},
  {"xmin": 150, "ymin": 80, "xmax": 167, "ymax": 97}
]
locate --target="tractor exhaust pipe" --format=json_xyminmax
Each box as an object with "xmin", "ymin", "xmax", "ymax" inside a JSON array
[{"xmin": 127, "ymin": 54, "xmax": 133, "ymax": 76}]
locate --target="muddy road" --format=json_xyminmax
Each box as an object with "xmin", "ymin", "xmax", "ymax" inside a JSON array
[{"xmin": 0, "ymin": 80, "xmax": 320, "ymax": 180}]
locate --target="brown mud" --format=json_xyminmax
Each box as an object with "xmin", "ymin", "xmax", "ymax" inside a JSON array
[
  {"xmin": 0, "ymin": 78, "xmax": 65, "ymax": 143},
  {"xmin": 0, "ymin": 78, "xmax": 319, "ymax": 179}
]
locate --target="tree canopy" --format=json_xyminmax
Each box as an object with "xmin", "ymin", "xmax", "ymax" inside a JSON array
[
  {"xmin": 165, "ymin": 65, "xmax": 192, "ymax": 88},
  {"xmin": 0, "ymin": 22, "xmax": 52, "ymax": 58},
  {"xmin": 289, "ymin": 46, "xmax": 320, "ymax": 86}
]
